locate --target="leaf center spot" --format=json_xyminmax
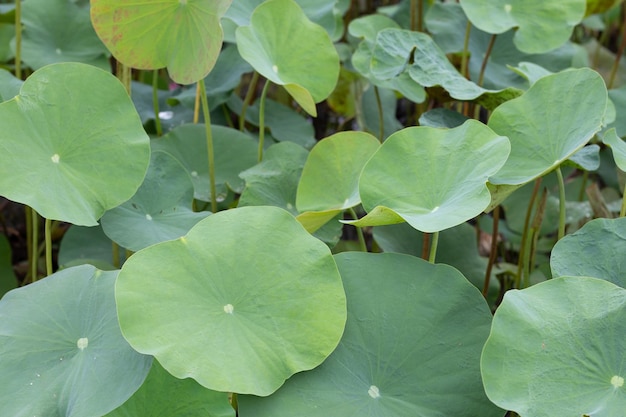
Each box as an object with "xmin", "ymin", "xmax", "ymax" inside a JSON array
[
  {"xmin": 191, "ymin": 171, "xmax": 198, "ymax": 177},
  {"xmin": 77, "ymin": 337, "xmax": 89, "ymax": 350},
  {"xmin": 272, "ymin": 65, "xmax": 278, "ymax": 73},
  {"xmin": 224, "ymin": 304, "xmax": 234, "ymax": 314},
  {"xmin": 55, "ymin": 48, "xmax": 62, "ymax": 55},
  {"xmin": 145, "ymin": 214, "xmax": 153, "ymax": 221},
  {"xmin": 431, "ymin": 206, "xmax": 439, "ymax": 213},
  {"xmin": 51, "ymin": 154, "xmax": 60, "ymax": 164},
  {"xmin": 368, "ymin": 385, "xmax": 381, "ymax": 399},
  {"xmin": 611, "ymin": 375, "xmax": 624, "ymax": 388},
  {"xmin": 504, "ymin": 4, "xmax": 512, "ymax": 12}
]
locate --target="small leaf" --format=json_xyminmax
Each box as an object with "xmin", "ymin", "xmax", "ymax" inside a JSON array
[
  {"xmin": 602, "ymin": 127, "xmax": 626, "ymax": 171},
  {"xmin": 551, "ymin": 217, "xmax": 626, "ymax": 288}
]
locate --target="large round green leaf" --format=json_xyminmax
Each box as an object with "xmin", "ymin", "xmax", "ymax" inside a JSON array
[
  {"xmin": 115, "ymin": 206, "xmax": 347, "ymax": 396},
  {"xmin": 551, "ymin": 217, "xmax": 626, "ymax": 288},
  {"xmin": 0, "ymin": 265, "xmax": 152, "ymax": 417},
  {"xmin": 104, "ymin": 360, "xmax": 234, "ymax": 417},
  {"xmin": 481, "ymin": 276, "xmax": 626, "ymax": 416},
  {"xmin": 238, "ymin": 252, "xmax": 502, "ymax": 417},
  {"xmin": 101, "ymin": 151, "xmax": 210, "ymax": 251},
  {"xmin": 235, "ymin": 0, "xmax": 340, "ymax": 116},
  {"xmin": 152, "ymin": 124, "xmax": 258, "ymax": 202},
  {"xmin": 459, "ymin": 0, "xmax": 586, "ymax": 54},
  {"xmin": 0, "ymin": 63, "xmax": 150, "ymax": 226},
  {"xmin": 347, "ymin": 120, "xmax": 510, "ymax": 232},
  {"xmin": 489, "ymin": 68, "xmax": 607, "ymax": 185},
  {"xmin": 21, "ymin": 0, "xmax": 109, "ymax": 70},
  {"xmin": 91, "ymin": 0, "xmax": 232, "ymax": 84},
  {"xmin": 296, "ymin": 131, "xmax": 380, "ymax": 212}
]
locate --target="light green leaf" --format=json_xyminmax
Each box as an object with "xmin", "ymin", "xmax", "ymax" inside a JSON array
[
  {"xmin": 551, "ymin": 217, "xmax": 626, "ymax": 288},
  {"xmin": 0, "ymin": 63, "xmax": 150, "ymax": 226},
  {"xmin": 152, "ymin": 124, "xmax": 258, "ymax": 202},
  {"xmin": 0, "ymin": 265, "xmax": 152, "ymax": 417},
  {"xmin": 91, "ymin": 0, "xmax": 232, "ymax": 84},
  {"xmin": 20, "ymin": 0, "xmax": 109, "ymax": 70},
  {"xmin": 482, "ymin": 276, "xmax": 626, "ymax": 416},
  {"xmin": 115, "ymin": 206, "xmax": 346, "ymax": 396},
  {"xmin": 296, "ymin": 131, "xmax": 380, "ymax": 212},
  {"xmin": 603, "ymin": 128, "xmax": 626, "ymax": 171},
  {"xmin": 370, "ymin": 28, "xmax": 522, "ymax": 109},
  {"xmin": 101, "ymin": 151, "xmax": 210, "ymax": 252},
  {"xmin": 489, "ymin": 68, "xmax": 607, "ymax": 185},
  {"xmin": 459, "ymin": 0, "xmax": 586, "ymax": 54},
  {"xmin": 239, "ymin": 252, "xmax": 502, "ymax": 417},
  {"xmin": 348, "ymin": 120, "xmax": 510, "ymax": 232},
  {"xmin": 104, "ymin": 360, "xmax": 234, "ymax": 417},
  {"xmin": 508, "ymin": 62, "xmax": 554, "ymax": 85},
  {"xmin": 235, "ymin": 0, "xmax": 340, "ymax": 116}
]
